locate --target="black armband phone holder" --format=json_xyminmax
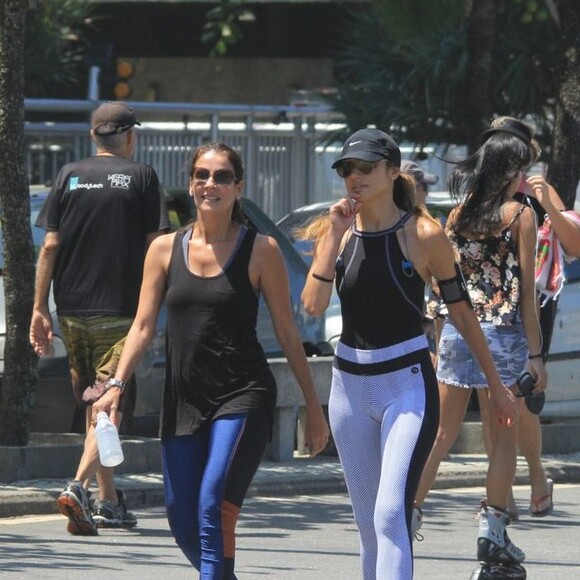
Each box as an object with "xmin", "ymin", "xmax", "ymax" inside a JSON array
[{"xmin": 438, "ymin": 263, "xmax": 473, "ymax": 308}]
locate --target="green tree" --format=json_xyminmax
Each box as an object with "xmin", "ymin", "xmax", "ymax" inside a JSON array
[
  {"xmin": 331, "ymin": 0, "xmax": 579, "ymax": 205},
  {"xmin": 0, "ymin": 0, "xmax": 37, "ymax": 445},
  {"xmin": 201, "ymin": 0, "xmax": 253, "ymax": 57},
  {"xmin": 24, "ymin": 0, "xmax": 92, "ymax": 98},
  {"xmin": 0, "ymin": 0, "xmax": 94, "ymax": 446},
  {"xmin": 461, "ymin": 0, "xmax": 499, "ymax": 152},
  {"xmin": 546, "ymin": 0, "xmax": 580, "ymax": 205}
]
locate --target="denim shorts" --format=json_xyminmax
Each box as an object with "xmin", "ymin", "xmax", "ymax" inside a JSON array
[{"xmin": 436, "ymin": 320, "xmax": 528, "ymax": 388}]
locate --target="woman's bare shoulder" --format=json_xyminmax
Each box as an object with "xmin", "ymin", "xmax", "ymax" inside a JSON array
[
  {"xmin": 252, "ymin": 231, "xmax": 282, "ymax": 260},
  {"xmin": 152, "ymin": 231, "xmax": 177, "ymax": 249},
  {"xmin": 147, "ymin": 231, "xmax": 177, "ymax": 265},
  {"xmin": 415, "ymin": 212, "xmax": 447, "ymax": 242}
]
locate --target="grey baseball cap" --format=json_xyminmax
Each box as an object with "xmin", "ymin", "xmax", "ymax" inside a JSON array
[{"xmin": 400, "ymin": 160, "xmax": 439, "ymax": 186}]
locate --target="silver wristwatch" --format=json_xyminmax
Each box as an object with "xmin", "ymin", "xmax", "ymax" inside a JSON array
[{"xmin": 104, "ymin": 378, "xmax": 126, "ymax": 392}]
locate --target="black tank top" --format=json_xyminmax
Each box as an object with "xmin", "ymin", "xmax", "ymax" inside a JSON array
[
  {"xmin": 160, "ymin": 225, "xmax": 277, "ymax": 438},
  {"xmin": 336, "ymin": 213, "xmax": 426, "ymax": 350}
]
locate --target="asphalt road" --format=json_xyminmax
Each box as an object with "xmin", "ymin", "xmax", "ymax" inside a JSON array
[{"xmin": 1, "ymin": 484, "xmax": 579, "ymax": 579}]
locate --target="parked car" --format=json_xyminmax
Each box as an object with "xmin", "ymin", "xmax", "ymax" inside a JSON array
[
  {"xmin": 543, "ymin": 258, "xmax": 580, "ymax": 418},
  {"xmin": 276, "ymin": 200, "xmax": 343, "ymax": 346},
  {"xmin": 0, "ymin": 188, "xmax": 327, "ymax": 435},
  {"xmin": 276, "ymin": 194, "xmax": 580, "ymax": 418}
]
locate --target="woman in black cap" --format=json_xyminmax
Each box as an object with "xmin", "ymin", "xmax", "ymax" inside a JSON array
[
  {"xmin": 414, "ymin": 120, "xmax": 547, "ymax": 575},
  {"xmin": 301, "ymin": 128, "xmax": 516, "ymax": 579}
]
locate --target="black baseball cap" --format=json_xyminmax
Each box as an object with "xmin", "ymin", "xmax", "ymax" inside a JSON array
[
  {"xmin": 91, "ymin": 101, "xmax": 141, "ymax": 136},
  {"xmin": 481, "ymin": 116, "xmax": 541, "ymax": 164},
  {"xmin": 332, "ymin": 128, "xmax": 401, "ymax": 168},
  {"xmin": 479, "ymin": 117, "xmax": 533, "ymax": 146},
  {"xmin": 400, "ymin": 160, "xmax": 439, "ymax": 187}
]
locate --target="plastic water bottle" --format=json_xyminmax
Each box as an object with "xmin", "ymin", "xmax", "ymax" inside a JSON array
[{"xmin": 95, "ymin": 411, "xmax": 124, "ymax": 467}]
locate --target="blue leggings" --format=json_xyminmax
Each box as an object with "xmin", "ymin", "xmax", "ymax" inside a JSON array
[{"xmin": 162, "ymin": 410, "xmax": 270, "ymax": 579}]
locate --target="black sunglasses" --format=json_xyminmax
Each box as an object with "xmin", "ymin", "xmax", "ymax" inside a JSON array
[
  {"xmin": 335, "ymin": 159, "xmax": 380, "ymax": 179},
  {"xmin": 193, "ymin": 168, "xmax": 237, "ymax": 186}
]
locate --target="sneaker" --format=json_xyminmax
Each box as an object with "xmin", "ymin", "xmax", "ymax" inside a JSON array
[
  {"xmin": 57, "ymin": 481, "xmax": 98, "ymax": 536},
  {"xmin": 92, "ymin": 489, "xmax": 138, "ymax": 529},
  {"xmin": 412, "ymin": 506, "xmax": 424, "ymax": 541}
]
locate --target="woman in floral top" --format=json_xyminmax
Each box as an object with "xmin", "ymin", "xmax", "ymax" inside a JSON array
[{"xmin": 414, "ymin": 122, "xmax": 547, "ymax": 570}]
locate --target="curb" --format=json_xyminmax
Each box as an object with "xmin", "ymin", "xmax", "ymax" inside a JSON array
[{"xmin": 2, "ymin": 454, "xmax": 580, "ymax": 520}]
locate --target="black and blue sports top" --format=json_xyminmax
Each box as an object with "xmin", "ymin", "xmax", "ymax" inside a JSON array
[
  {"xmin": 335, "ymin": 213, "xmax": 426, "ymax": 350},
  {"xmin": 160, "ymin": 225, "xmax": 277, "ymax": 438}
]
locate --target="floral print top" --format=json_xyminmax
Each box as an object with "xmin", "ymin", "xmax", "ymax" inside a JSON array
[{"xmin": 427, "ymin": 206, "xmax": 525, "ymax": 326}]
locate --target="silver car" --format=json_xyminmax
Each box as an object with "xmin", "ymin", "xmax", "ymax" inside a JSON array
[
  {"xmin": 1, "ymin": 188, "xmax": 326, "ymax": 435},
  {"xmin": 276, "ymin": 195, "xmax": 580, "ymax": 418}
]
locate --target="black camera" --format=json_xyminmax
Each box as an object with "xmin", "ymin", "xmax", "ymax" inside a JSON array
[{"xmin": 517, "ymin": 371, "xmax": 545, "ymax": 415}]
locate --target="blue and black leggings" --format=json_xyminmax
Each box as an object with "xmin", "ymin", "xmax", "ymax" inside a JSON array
[{"xmin": 162, "ymin": 409, "xmax": 271, "ymax": 579}]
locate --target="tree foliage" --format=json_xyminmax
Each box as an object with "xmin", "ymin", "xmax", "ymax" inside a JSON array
[
  {"xmin": 328, "ymin": 5, "xmax": 468, "ymax": 147},
  {"xmin": 23, "ymin": 0, "xmax": 92, "ymax": 97},
  {"xmin": 545, "ymin": 0, "xmax": 580, "ymax": 204},
  {"xmin": 201, "ymin": 0, "xmax": 254, "ymax": 57},
  {"xmin": 331, "ymin": 0, "xmax": 564, "ymax": 156}
]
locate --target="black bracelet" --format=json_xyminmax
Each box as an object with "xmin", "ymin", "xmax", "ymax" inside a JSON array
[
  {"xmin": 528, "ymin": 354, "xmax": 543, "ymax": 360},
  {"xmin": 312, "ymin": 272, "xmax": 334, "ymax": 283}
]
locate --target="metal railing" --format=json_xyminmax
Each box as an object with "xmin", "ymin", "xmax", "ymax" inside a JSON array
[{"xmin": 24, "ymin": 99, "xmax": 347, "ymax": 221}]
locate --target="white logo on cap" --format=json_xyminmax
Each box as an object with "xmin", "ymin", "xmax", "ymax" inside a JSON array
[{"xmin": 349, "ymin": 141, "xmax": 362, "ymax": 146}]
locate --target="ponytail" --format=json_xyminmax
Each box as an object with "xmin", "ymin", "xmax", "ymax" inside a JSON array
[
  {"xmin": 394, "ymin": 172, "xmax": 417, "ymax": 212},
  {"xmin": 295, "ymin": 214, "xmax": 331, "ymax": 243}
]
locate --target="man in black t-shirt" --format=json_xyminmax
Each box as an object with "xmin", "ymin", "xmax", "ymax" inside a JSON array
[{"xmin": 29, "ymin": 102, "xmax": 169, "ymax": 536}]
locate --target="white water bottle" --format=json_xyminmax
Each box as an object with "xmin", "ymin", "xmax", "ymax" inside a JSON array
[{"xmin": 95, "ymin": 411, "xmax": 124, "ymax": 467}]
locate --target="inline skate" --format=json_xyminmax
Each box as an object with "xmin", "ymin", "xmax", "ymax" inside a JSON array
[{"xmin": 470, "ymin": 502, "xmax": 526, "ymax": 579}]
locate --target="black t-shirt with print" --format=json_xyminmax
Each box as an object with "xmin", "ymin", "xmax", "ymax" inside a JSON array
[{"xmin": 36, "ymin": 155, "xmax": 169, "ymax": 317}]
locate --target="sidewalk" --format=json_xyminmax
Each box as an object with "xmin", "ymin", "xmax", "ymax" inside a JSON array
[{"xmin": 2, "ymin": 452, "xmax": 580, "ymax": 519}]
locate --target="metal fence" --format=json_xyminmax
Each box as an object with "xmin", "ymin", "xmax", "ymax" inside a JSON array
[{"xmin": 24, "ymin": 99, "xmax": 347, "ymax": 221}]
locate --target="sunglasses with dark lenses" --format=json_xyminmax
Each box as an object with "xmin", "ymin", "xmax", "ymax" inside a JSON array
[
  {"xmin": 193, "ymin": 168, "xmax": 237, "ymax": 186},
  {"xmin": 335, "ymin": 159, "xmax": 379, "ymax": 178}
]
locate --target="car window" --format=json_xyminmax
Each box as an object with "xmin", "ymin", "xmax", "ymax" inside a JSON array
[
  {"xmin": 277, "ymin": 207, "xmax": 330, "ymax": 241},
  {"xmin": 164, "ymin": 188, "xmax": 195, "ymax": 231}
]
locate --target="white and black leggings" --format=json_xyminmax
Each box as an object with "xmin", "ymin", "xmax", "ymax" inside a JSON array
[{"xmin": 330, "ymin": 336, "xmax": 439, "ymax": 580}]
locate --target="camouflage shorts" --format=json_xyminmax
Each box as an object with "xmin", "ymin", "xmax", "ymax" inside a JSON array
[
  {"xmin": 437, "ymin": 320, "xmax": 528, "ymax": 389},
  {"xmin": 58, "ymin": 315, "xmax": 133, "ymax": 407}
]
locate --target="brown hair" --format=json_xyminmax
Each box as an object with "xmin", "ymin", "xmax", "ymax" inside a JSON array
[
  {"xmin": 189, "ymin": 142, "xmax": 246, "ymax": 224},
  {"xmin": 394, "ymin": 167, "xmax": 417, "ymax": 212}
]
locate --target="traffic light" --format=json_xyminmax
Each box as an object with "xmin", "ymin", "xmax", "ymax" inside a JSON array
[{"xmin": 113, "ymin": 60, "xmax": 135, "ymax": 100}]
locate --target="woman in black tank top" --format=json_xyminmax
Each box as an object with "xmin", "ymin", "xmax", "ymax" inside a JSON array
[
  {"xmin": 92, "ymin": 143, "xmax": 329, "ymax": 578},
  {"xmin": 301, "ymin": 128, "xmax": 517, "ymax": 579}
]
